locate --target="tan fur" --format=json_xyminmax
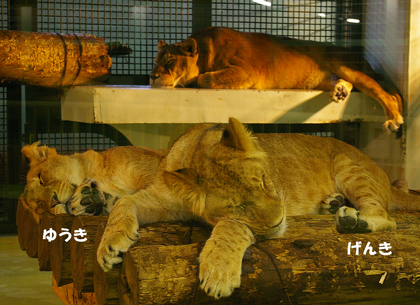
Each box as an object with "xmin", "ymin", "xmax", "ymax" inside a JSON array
[
  {"xmin": 150, "ymin": 27, "xmax": 403, "ymax": 133},
  {"xmin": 21, "ymin": 142, "xmax": 166, "ymax": 215},
  {"xmin": 97, "ymin": 118, "xmax": 420, "ymax": 299}
]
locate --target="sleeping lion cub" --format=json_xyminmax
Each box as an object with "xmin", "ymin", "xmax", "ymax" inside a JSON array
[
  {"xmin": 21, "ymin": 142, "xmax": 166, "ymax": 216},
  {"xmin": 97, "ymin": 117, "xmax": 420, "ymax": 299},
  {"xmin": 150, "ymin": 27, "xmax": 403, "ymax": 133}
]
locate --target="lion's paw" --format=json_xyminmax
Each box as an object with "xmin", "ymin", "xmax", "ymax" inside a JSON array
[
  {"xmin": 97, "ymin": 218, "xmax": 140, "ymax": 272},
  {"xmin": 70, "ymin": 179, "xmax": 112, "ymax": 216},
  {"xmin": 330, "ymin": 79, "xmax": 353, "ymax": 103},
  {"xmin": 199, "ymin": 243, "xmax": 242, "ymax": 299},
  {"xmin": 335, "ymin": 206, "xmax": 371, "ymax": 233},
  {"xmin": 320, "ymin": 193, "xmax": 346, "ymax": 215},
  {"xmin": 383, "ymin": 119, "xmax": 402, "ymax": 134}
]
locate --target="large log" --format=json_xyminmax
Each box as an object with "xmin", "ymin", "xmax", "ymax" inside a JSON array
[
  {"xmin": 113, "ymin": 213, "xmax": 420, "ymax": 305},
  {"xmin": 50, "ymin": 214, "xmax": 75, "ymax": 286},
  {"xmin": 70, "ymin": 216, "xmax": 109, "ymax": 294},
  {"xmin": 93, "ymin": 221, "xmax": 210, "ymax": 305},
  {"xmin": 0, "ymin": 30, "xmax": 111, "ymax": 87}
]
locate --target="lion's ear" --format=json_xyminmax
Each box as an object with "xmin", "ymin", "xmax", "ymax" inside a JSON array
[
  {"xmin": 163, "ymin": 168, "xmax": 205, "ymax": 216},
  {"xmin": 158, "ymin": 40, "xmax": 167, "ymax": 51},
  {"xmin": 221, "ymin": 117, "xmax": 260, "ymax": 154},
  {"xmin": 180, "ymin": 38, "xmax": 197, "ymax": 56},
  {"xmin": 21, "ymin": 142, "xmax": 57, "ymax": 166}
]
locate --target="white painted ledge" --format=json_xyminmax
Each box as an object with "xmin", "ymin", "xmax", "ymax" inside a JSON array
[{"xmin": 61, "ymin": 85, "xmax": 385, "ymax": 124}]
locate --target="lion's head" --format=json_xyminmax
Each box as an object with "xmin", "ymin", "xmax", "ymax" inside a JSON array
[
  {"xmin": 163, "ymin": 118, "xmax": 286, "ymax": 239},
  {"xmin": 149, "ymin": 38, "xmax": 199, "ymax": 88},
  {"xmin": 21, "ymin": 142, "xmax": 81, "ymax": 214}
]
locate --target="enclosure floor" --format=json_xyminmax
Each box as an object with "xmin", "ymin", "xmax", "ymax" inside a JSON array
[{"xmin": 0, "ymin": 234, "xmax": 60, "ymax": 305}]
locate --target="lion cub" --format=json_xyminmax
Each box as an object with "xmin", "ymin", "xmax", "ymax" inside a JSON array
[
  {"xmin": 21, "ymin": 143, "xmax": 166, "ymax": 215},
  {"xmin": 97, "ymin": 118, "xmax": 420, "ymax": 299}
]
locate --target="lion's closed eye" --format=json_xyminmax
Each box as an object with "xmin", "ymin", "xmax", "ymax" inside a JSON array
[{"xmin": 38, "ymin": 173, "xmax": 46, "ymax": 185}]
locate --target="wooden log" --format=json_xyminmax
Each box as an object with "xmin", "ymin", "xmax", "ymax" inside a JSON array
[
  {"xmin": 16, "ymin": 195, "xmax": 42, "ymax": 258},
  {"xmin": 115, "ymin": 213, "xmax": 420, "ymax": 305},
  {"xmin": 0, "ymin": 30, "xmax": 111, "ymax": 87},
  {"xmin": 70, "ymin": 216, "xmax": 109, "ymax": 294},
  {"xmin": 94, "ymin": 222, "xmax": 120, "ymax": 305},
  {"xmin": 16, "ymin": 196, "xmax": 26, "ymax": 251},
  {"xmin": 51, "ymin": 214, "xmax": 75, "ymax": 286},
  {"xmin": 38, "ymin": 212, "xmax": 54, "ymax": 271},
  {"xmin": 53, "ymin": 277, "xmax": 99, "ymax": 305},
  {"xmin": 93, "ymin": 222, "xmax": 210, "ymax": 305}
]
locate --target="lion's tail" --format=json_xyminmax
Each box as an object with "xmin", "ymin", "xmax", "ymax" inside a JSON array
[{"xmin": 391, "ymin": 185, "xmax": 420, "ymax": 211}]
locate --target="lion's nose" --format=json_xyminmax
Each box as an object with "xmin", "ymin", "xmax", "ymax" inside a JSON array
[{"xmin": 150, "ymin": 74, "xmax": 161, "ymax": 83}]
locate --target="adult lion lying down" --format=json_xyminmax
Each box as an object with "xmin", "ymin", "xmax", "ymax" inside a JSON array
[
  {"xmin": 97, "ymin": 117, "xmax": 420, "ymax": 299},
  {"xmin": 150, "ymin": 27, "xmax": 403, "ymax": 133},
  {"xmin": 21, "ymin": 142, "xmax": 166, "ymax": 215}
]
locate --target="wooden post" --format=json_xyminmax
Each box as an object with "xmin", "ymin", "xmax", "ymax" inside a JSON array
[
  {"xmin": 38, "ymin": 212, "xmax": 54, "ymax": 271},
  {"xmin": 70, "ymin": 216, "xmax": 109, "ymax": 294},
  {"xmin": 16, "ymin": 195, "xmax": 42, "ymax": 258},
  {"xmin": 94, "ymin": 222, "xmax": 120, "ymax": 305},
  {"xmin": 0, "ymin": 30, "xmax": 111, "ymax": 87},
  {"xmin": 53, "ymin": 277, "xmax": 99, "ymax": 305},
  {"xmin": 50, "ymin": 214, "xmax": 75, "ymax": 286},
  {"xmin": 16, "ymin": 196, "xmax": 26, "ymax": 252}
]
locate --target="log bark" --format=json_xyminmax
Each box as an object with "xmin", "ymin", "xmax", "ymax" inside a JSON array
[
  {"xmin": 115, "ymin": 213, "xmax": 420, "ymax": 305},
  {"xmin": 38, "ymin": 212, "xmax": 54, "ymax": 271},
  {"xmin": 16, "ymin": 195, "xmax": 42, "ymax": 258},
  {"xmin": 51, "ymin": 214, "xmax": 75, "ymax": 286},
  {"xmin": 0, "ymin": 30, "xmax": 111, "ymax": 87},
  {"xmin": 70, "ymin": 216, "xmax": 109, "ymax": 294}
]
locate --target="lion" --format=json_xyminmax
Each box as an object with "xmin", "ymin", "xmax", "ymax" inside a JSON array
[
  {"xmin": 21, "ymin": 142, "xmax": 166, "ymax": 216},
  {"xmin": 149, "ymin": 27, "xmax": 403, "ymax": 133},
  {"xmin": 97, "ymin": 117, "xmax": 420, "ymax": 299}
]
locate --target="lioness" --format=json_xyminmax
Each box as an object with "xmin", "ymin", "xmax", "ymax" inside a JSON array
[
  {"xmin": 21, "ymin": 142, "xmax": 166, "ymax": 215},
  {"xmin": 97, "ymin": 117, "xmax": 420, "ymax": 299},
  {"xmin": 150, "ymin": 27, "xmax": 403, "ymax": 133}
]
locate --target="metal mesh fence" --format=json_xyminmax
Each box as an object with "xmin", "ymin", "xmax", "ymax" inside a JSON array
[
  {"xmin": 37, "ymin": 0, "xmax": 193, "ymax": 76},
  {"xmin": 212, "ymin": 0, "xmax": 338, "ymax": 43},
  {"xmin": 35, "ymin": 0, "xmax": 361, "ymax": 77},
  {"xmin": 0, "ymin": 0, "xmax": 8, "ymax": 227}
]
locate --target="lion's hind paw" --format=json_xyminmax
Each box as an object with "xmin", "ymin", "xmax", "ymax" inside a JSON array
[
  {"xmin": 320, "ymin": 193, "xmax": 347, "ymax": 215},
  {"xmin": 330, "ymin": 79, "xmax": 353, "ymax": 103}
]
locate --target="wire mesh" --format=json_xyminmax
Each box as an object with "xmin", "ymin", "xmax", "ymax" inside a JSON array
[
  {"xmin": 212, "ymin": 0, "xmax": 338, "ymax": 43},
  {"xmin": 37, "ymin": 0, "xmax": 193, "ymax": 76}
]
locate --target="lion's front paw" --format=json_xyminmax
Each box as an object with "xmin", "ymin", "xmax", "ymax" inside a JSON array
[
  {"xmin": 330, "ymin": 79, "xmax": 353, "ymax": 103},
  {"xmin": 335, "ymin": 206, "xmax": 371, "ymax": 233},
  {"xmin": 70, "ymin": 179, "xmax": 112, "ymax": 216},
  {"xmin": 320, "ymin": 193, "xmax": 346, "ymax": 215},
  {"xmin": 97, "ymin": 219, "xmax": 140, "ymax": 272},
  {"xmin": 199, "ymin": 242, "xmax": 242, "ymax": 299}
]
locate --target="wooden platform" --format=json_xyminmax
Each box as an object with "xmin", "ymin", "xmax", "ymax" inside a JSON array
[
  {"xmin": 61, "ymin": 85, "xmax": 385, "ymax": 148},
  {"xmin": 62, "ymin": 85, "xmax": 384, "ymax": 124}
]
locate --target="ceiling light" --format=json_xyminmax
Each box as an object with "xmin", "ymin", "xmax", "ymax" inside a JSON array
[{"xmin": 253, "ymin": 0, "xmax": 272, "ymax": 7}]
